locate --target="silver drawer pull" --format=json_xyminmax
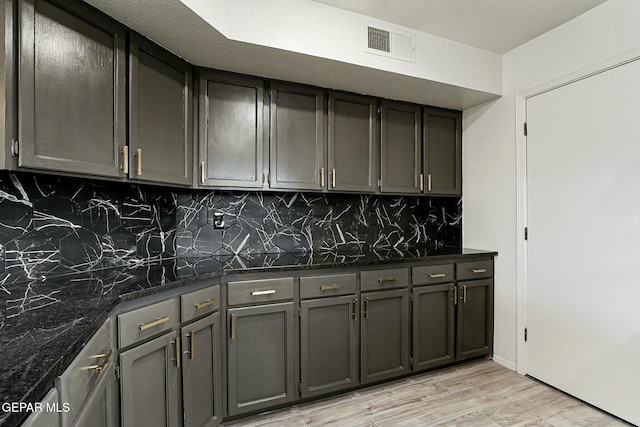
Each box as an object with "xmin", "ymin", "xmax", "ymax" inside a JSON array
[
  {"xmin": 377, "ymin": 278, "xmax": 397, "ymax": 283},
  {"xmin": 472, "ymin": 269, "xmax": 487, "ymax": 274},
  {"xmin": 139, "ymin": 316, "xmax": 170, "ymax": 331},
  {"xmin": 85, "ymin": 349, "xmax": 112, "ymax": 372},
  {"xmin": 321, "ymin": 284, "xmax": 341, "ymax": 291},
  {"xmin": 194, "ymin": 299, "xmax": 217, "ymax": 310},
  {"xmin": 251, "ymin": 289, "xmax": 276, "ymax": 296},
  {"xmin": 429, "ymin": 273, "xmax": 447, "ymax": 278}
]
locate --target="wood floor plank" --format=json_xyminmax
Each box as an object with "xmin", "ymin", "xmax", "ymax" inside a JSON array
[{"xmin": 222, "ymin": 360, "xmax": 630, "ymax": 427}]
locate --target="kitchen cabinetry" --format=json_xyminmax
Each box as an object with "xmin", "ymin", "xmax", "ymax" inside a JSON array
[
  {"xmin": 226, "ymin": 277, "xmax": 296, "ymax": 416},
  {"xmin": 180, "ymin": 286, "xmax": 223, "ymax": 427},
  {"xmin": 56, "ymin": 318, "xmax": 116, "ymax": 427},
  {"xmin": 360, "ymin": 268, "xmax": 410, "ymax": 384},
  {"xmin": 269, "ymin": 83, "xmax": 325, "ymax": 191},
  {"xmin": 18, "ymin": 0, "xmax": 126, "ymax": 178},
  {"xmin": 198, "ymin": 72, "xmax": 265, "ymax": 189},
  {"xmin": 411, "ymin": 264, "xmax": 456, "ymax": 371},
  {"xmin": 455, "ymin": 261, "xmax": 494, "ymax": 360},
  {"xmin": 299, "ymin": 273, "xmax": 359, "ymax": 398},
  {"xmin": 129, "ymin": 34, "xmax": 192, "ymax": 186},
  {"xmin": 20, "ymin": 389, "xmax": 60, "ymax": 427},
  {"xmin": 118, "ymin": 299, "xmax": 182, "ymax": 427},
  {"xmin": 328, "ymin": 92, "xmax": 378, "ymax": 193},
  {"xmin": 423, "ymin": 108, "xmax": 462, "ymax": 196},
  {"xmin": 380, "ymin": 101, "xmax": 421, "ymax": 194}
]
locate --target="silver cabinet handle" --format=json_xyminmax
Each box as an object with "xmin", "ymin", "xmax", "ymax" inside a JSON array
[
  {"xmin": 139, "ymin": 316, "xmax": 169, "ymax": 331},
  {"xmin": 364, "ymin": 298, "xmax": 369, "ymax": 319},
  {"xmin": 472, "ymin": 269, "xmax": 487, "ymax": 274},
  {"xmin": 200, "ymin": 161, "xmax": 205, "ymax": 184},
  {"xmin": 331, "ymin": 168, "xmax": 336, "ymax": 188},
  {"xmin": 320, "ymin": 167, "xmax": 325, "ymax": 187},
  {"xmin": 320, "ymin": 284, "xmax": 341, "ymax": 291},
  {"xmin": 452, "ymin": 286, "xmax": 458, "ymax": 305},
  {"xmin": 251, "ymin": 289, "xmax": 276, "ymax": 296},
  {"xmin": 463, "ymin": 285, "xmax": 467, "ymax": 304},
  {"xmin": 377, "ymin": 278, "xmax": 397, "ymax": 284},
  {"xmin": 352, "ymin": 299, "xmax": 357, "ymax": 320},
  {"xmin": 419, "ymin": 173, "xmax": 424, "ymax": 191},
  {"xmin": 230, "ymin": 314, "xmax": 236, "ymax": 340},
  {"xmin": 428, "ymin": 174, "xmax": 432, "ymax": 192},
  {"xmin": 185, "ymin": 331, "xmax": 195, "ymax": 360},
  {"xmin": 429, "ymin": 273, "xmax": 447, "ymax": 278}
]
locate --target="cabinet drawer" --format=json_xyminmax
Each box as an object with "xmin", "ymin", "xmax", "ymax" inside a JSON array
[
  {"xmin": 360, "ymin": 268, "xmax": 409, "ymax": 291},
  {"xmin": 228, "ymin": 277, "xmax": 294, "ymax": 306},
  {"xmin": 300, "ymin": 273, "xmax": 357, "ymax": 299},
  {"xmin": 456, "ymin": 260, "xmax": 494, "ymax": 281},
  {"xmin": 118, "ymin": 298, "xmax": 179, "ymax": 348},
  {"xmin": 181, "ymin": 284, "xmax": 220, "ymax": 323},
  {"xmin": 57, "ymin": 318, "xmax": 112, "ymax": 427},
  {"xmin": 412, "ymin": 264, "xmax": 454, "ymax": 285}
]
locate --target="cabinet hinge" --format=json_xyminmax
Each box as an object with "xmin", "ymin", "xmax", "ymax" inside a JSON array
[
  {"xmin": 524, "ymin": 122, "xmax": 528, "ymax": 136},
  {"xmin": 267, "ymin": 174, "xmax": 271, "ymax": 185},
  {"xmin": 11, "ymin": 139, "xmax": 19, "ymax": 156},
  {"xmin": 298, "ymin": 383, "xmax": 302, "ymax": 393},
  {"xmin": 524, "ymin": 227, "xmax": 528, "ymax": 241},
  {"xmin": 524, "ymin": 328, "xmax": 528, "ymax": 342},
  {"xmin": 409, "ymin": 357, "xmax": 414, "ymax": 367},
  {"xmin": 114, "ymin": 364, "xmax": 120, "ymax": 380}
]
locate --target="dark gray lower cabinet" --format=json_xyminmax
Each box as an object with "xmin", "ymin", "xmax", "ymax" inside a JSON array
[
  {"xmin": 120, "ymin": 332, "xmax": 181, "ymax": 427},
  {"xmin": 300, "ymin": 295, "xmax": 359, "ymax": 398},
  {"xmin": 181, "ymin": 313, "xmax": 222, "ymax": 427},
  {"xmin": 456, "ymin": 279, "xmax": 494, "ymax": 360},
  {"xmin": 360, "ymin": 288, "xmax": 410, "ymax": 384},
  {"xmin": 71, "ymin": 362, "xmax": 117, "ymax": 427},
  {"xmin": 227, "ymin": 303, "xmax": 296, "ymax": 416},
  {"xmin": 412, "ymin": 283, "xmax": 456, "ymax": 371}
]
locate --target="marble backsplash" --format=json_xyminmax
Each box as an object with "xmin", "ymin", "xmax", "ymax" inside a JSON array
[{"xmin": 0, "ymin": 171, "xmax": 461, "ymax": 285}]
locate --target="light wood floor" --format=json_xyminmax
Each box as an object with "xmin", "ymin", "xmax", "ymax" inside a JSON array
[{"xmin": 222, "ymin": 359, "xmax": 630, "ymax": 427}]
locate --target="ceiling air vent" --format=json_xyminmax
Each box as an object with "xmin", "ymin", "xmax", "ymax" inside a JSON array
[{"xmin": 365, "ymin": 23, "xmax": 416, "ymax": 63}]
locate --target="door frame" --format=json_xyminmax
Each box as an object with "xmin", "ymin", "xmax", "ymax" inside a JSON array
[{"xmin": 515, "ymin": 47, "xmax": 640, "ymax": 375}]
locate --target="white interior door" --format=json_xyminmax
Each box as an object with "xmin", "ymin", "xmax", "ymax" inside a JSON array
[{"xmin": 526, "ymin": 58, "xmax": 640, "ymax": 425}]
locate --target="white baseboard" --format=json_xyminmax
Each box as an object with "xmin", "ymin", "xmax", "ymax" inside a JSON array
[{"xmin": 491, "ymin": 354, "xmax": 517, "ymax": 371}]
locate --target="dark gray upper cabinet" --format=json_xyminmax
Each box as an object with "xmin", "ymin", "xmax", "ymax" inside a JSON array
[
  {"xmin": 300, "ymin": 294, "xmax": 359, "ymax": 398},
  {"xmin": 227, "ymin": 302, "xmax": 296, "ymax": 416},
  {"xmin": 129, "ymin": 34, "xmax": 192, "ymax": 186},
  {"xmin": 456, "ymin": 278, "xmax": 494, "ymax": 361},
  {"xmin": 423, "ymin": 107, "xmax": 462, "ymax": 196},
  {"xmin": 199, "ymin": 72, "xmax": 264, "ymax": 189},
  {"xmin": 412, "ymin": 283, "xmax": 456, "ymax": 372},
  {"xmin": 270, "ymin": 83, "xmax": 325, "ymax": 191},
  {"xmin": 380, "ymin": 101, "xmax": 421, "ymax": 194},
  {"xmin": 328, "ymin": 92, "xmax": 378, "ymax": 193},
  {"xmin": 18, "ymin": 0, "xmax": 126, "ymax": 178},
  {"xmin": 360, "ymin": 288, "xmax": 410, "ymax": 384}
]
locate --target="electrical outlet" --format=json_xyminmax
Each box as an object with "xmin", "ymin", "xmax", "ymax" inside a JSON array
[{"xmin": 213, "ymin": 213, "xmax": 225, "ymax": 229}]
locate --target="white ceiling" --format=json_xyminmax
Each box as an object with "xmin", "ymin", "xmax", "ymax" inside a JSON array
[{"xmin": 313, "ymin": 0, "xmax": 607, "ymax": 54}]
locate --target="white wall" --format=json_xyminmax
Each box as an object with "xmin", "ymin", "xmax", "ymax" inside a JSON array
[{"xmin": 463, "ymin": 0, "xmax": 640, "ymax": 369}]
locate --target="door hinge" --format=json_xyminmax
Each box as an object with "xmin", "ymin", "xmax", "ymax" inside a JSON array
[
  {"xmin": 11, "ymin": 139, "xmax": 19, "ymax": 156},
  {"xmin": 409, "ymin": 357, "xmax": 414, "ymax": 367},
  {"xmin": 524, "ymin": 227, "xmax": 528, "ymax": 240},
  {"xmin": 114, "ymin": 364, "xmax": 120, "ymax": 380},
  {"xmin": 524, "ymin": 122, "xmax": 528, "ymax": 136},
  {"xmin": 524, "ymin": 327, "xmax": 528, "ymax": 342},
  {"xmin": 297, "ymin": 383, "xmax": 302, "ymax": 393}
]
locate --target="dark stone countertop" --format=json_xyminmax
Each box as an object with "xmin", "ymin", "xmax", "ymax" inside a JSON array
[{"xmin": 0, "ymin": 246, "xmax": 496, "ymax": 427}]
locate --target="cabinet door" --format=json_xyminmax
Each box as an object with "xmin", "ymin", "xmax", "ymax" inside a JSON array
[
  {"xmin": 423, "ymin": 107, "xmax": 462, "ymax": 195},
  {"xmin": 199, "ymin": 72, "xmax": 264, "ymax": 188},
  {"xmin": 300, "ymin": 295, "xmax": 358, "ymax": 398},
  {"xmin": 129, "ymin": 34, "xmax": 192, "ymax": 186},
  {"xmin": 270, "ymin": 83, "xmax": 325, "ymax": 191},
  {"xmin": 71, "ymin": 362, "xmax": 117, "ymax": 427},
  {"xmin": 18, "ymin": 0, "xmax": 126, "ymax": 178},
  {"xmin": 328, "ymin": 92, "xmax": 377, "ymax": 192},
  {"xmin": 227, "ymin": 303, "xmax": 296, "ymax": 416},
  {"xmin": 120, "ymin": 332, "xmax": 181, "ymax": 427},
  {"xmin": 380, "ymin": 101, "xmax": 421, "ymax": 194},
  {"xmin": 412, "ymin": 283, "xmax": 455, "ymax": 372},
  {"xmin": 360, "ymin": 288, "xmax": 410, "ymax": 384},
  {"xmin": 20, "ymin": 389, "xmax": 60, "ymax": 427},
  {"xmin": 181, "ymin": 313, "xmax": 222, "ymax": 427},
  {"xmin": 456, "ymin": 279, "xmax": 494, "ymax": 360}
]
